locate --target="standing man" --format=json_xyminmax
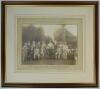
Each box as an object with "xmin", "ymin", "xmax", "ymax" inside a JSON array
[
  {"xmin": 31, "ymin": 41, "xmax": 35, "ymax": 60},
  {"xmin": 27, "ymin": 41, "xmax": 31, "ymax": 61},
  {"xmin": 22, "ymin": 42, "xmax": 28, "ymax": 62}
]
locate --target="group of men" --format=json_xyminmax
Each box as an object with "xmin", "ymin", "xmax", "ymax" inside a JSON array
[{"xmin": 22, "ymin": 41, "xmax": 77, "ymax": 62}]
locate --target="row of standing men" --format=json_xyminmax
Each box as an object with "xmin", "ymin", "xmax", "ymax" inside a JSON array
[{"xmin": 22, "ymin": 41, "xmax": 77, "ymax": 62}]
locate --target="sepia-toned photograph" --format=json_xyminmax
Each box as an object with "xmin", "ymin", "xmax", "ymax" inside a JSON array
[
  {"xmin": 21, "ymin": 24, "xmax": 78, "ymax": 65},
  {"xmin": 2, "ymin": 1, "xmax": 98, "ymax": 87}
]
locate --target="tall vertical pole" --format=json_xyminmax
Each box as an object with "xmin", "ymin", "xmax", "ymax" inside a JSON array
[{"xmin": 62, "ymin": 24, "xmax": 66, "ymax": 44}]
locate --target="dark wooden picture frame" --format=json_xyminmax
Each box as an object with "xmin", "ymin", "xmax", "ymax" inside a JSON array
[{"xmin": 1, "ymin": 1, "xmax": 99, "ymax": 88}]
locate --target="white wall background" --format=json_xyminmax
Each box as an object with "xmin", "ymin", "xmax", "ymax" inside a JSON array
[{"xmin": 0, "ymin": 0, "xmax": 99, "ymax": 89}]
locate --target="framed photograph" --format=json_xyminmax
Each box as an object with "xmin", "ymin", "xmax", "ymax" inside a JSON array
[{"xmin": 1, "ymin": 1, "xmax": 99, "ymax": 88}]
